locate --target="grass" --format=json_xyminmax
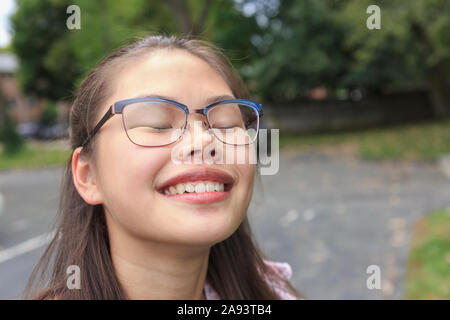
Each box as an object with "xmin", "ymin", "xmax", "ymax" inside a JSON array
[
  {"xmin": 0, "ymin": 142, "xmax": 71, "ymax": 171},
  {"xmin": 279, "ymin": 119, "xmax": 450, "ymax": 160},
  {"xmin": 404, "ymin": 208, "xmax": 450, "ymax": 299}
]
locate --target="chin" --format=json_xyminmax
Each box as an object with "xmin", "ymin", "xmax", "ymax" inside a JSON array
[{"xmin": 175, "ymin": 217, "xmax": 240, "ymax": 245}]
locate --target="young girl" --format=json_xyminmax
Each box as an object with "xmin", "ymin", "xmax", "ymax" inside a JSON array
[{"xmin": 23, "ymin": 35, "xmax": 303, "ymax": 300}]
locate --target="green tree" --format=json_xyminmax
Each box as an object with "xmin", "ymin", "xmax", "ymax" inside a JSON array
[
  {"xmin": 11, "ymin": 0, "xmax": 79, "ymax": 100},
  {"xmin": 337, "ymin": 0, "xmax": 450, "ymax": 116},
  {"xmin": 10, "ymin": 0, "xmax": 235, "ymax": 101},
  {"xmin": 0, "ymin": 111, "xmax": 25, "ymax": 155},
  {"xmin": 407, "ymin": 0, "xmax": 450, "ymax": 117},
  {"xmin": 245, "ymin": 0, "xmax": 450, "ymax": 116},
  {"xmin": 244, "ymin": 0, "xmax": 352, "ymax": 102},
  {"xmin": 0, "ymin": 83, "xmax": 24, "ymax": 155},
  {"xmin": 40, "ymin": 102, "xmax": 58, "ymax": 126},
  {"xmin": 14, "ymin": 0, "xmax": 449, "ymax": 118}
]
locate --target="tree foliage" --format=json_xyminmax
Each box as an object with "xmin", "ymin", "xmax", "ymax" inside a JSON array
[
  {"xmin": 9, "ymin": 0, "xmax": 450, "ymax": 115},
  {"xmin": 11, "ymin": 0, "xmax": 77, "ymax": 100}
]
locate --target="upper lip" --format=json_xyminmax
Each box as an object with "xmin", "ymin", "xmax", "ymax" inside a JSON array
[{"xmin": 156, "ymin": 167, "xmax": 235, "ymax": 192}]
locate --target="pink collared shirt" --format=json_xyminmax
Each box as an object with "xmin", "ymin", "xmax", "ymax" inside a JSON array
[{"xmin": 203, "ymin": 260, "xmax": 301, "ymax": 300}]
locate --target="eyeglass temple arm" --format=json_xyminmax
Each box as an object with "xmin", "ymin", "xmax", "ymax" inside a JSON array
[{"xmin": 81, "ymin": 106, "xmax": 114, "ymax": 148}]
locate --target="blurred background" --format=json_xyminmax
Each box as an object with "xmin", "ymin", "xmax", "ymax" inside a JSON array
[{"xmin": 0, "ymin": 0, "xmax": 449, "ymax": 299}]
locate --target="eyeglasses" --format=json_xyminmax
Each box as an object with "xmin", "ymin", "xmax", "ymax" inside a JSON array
[{"xmin": 80, "ymin": 97, "xmax": 263, "ymax": 148}]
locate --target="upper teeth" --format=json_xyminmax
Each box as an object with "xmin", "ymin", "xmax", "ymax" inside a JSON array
[{"xmin": 164, "ymin": 181, "xmax": 225, "ymax": 195}]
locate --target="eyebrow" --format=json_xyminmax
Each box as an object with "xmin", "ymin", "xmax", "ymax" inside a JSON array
[{"xmin": 132, "ymin": 93, "xmax": 236, "ymax": 106}]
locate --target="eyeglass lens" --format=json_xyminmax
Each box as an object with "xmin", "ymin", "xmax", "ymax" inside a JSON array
[{"xmin": 122, "ymin": 101, "xmax": 259, "ymax": 146}]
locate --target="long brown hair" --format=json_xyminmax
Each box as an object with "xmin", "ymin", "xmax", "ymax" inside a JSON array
[{"xmin": 22, "ymin": 34, "xmax": 303, "ymax": 300}]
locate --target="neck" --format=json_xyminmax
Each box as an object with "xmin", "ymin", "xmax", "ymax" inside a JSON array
[{"xmin": 108, "ymin": 227, "xmax": 211, "ymax": 300}]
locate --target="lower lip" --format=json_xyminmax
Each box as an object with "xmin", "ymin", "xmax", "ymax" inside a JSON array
[{"xmin": 161, "ymin": 190, "xmax": 231, "ymax": 204}]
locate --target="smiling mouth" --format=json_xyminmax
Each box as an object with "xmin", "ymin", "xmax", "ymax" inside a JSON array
[
  {"xmin": 159, "ymin": 180, "xmax": 233, "ymax": 195},
  {"xmin": 157, "ymin": 180, "xmax": 234, "ymax": 204},
  {"xmin": 156, "ymin": 167, "xmax": 235, "ymax": 204}
]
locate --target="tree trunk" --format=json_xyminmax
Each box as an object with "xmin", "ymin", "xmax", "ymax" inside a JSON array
[
  {"xmin": 427, "ymin": 63, "xmax": 450, "ymax": 117},
  {"xmin": 410, "ymin": 20, "xmax": 450, "ymax": 118},
  {"xmin": 166, "ymin": 0, "xmax": 194, "ymax": 35},
  {"xmin": 166, "ymin": 0, "xmax": 213, "ymax": 36}
]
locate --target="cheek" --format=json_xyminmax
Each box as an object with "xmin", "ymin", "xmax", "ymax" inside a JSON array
[
  {"xmin": 103, "ymin": 144, "xmax": 164, "ymax": 187},
  {"xmin": 100, "ymin": 122, "xmax": 173, "ymax": 185},
  {"xmin": 234, "ymin": 162, "xmax": 256, "ymax": 204},
  {"xmin": 231, "ymin": 145, "xmax": 256, "ymax": 218},
  {"xmin": 224, "ymin": 144, "xmax": 256, "ymax": 185},
  {"xmin": 96, "ymin": 136, "xmax": 170, "ymax": 219}
]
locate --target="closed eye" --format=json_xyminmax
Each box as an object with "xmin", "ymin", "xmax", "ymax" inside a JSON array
[{"xmin": 214, "ymin": 126, "xmax": 238, "ymax": 129}]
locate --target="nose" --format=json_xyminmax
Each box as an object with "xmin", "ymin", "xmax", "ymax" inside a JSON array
[
  {"xmin": 181, "ymin": 114, "xmax": 216, "ymax": 161},
  {"xmin": 186, "ymin": 112, "xmax": 209, "ymax": 130}
]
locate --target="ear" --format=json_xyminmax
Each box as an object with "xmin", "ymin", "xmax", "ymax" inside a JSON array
[{"xmin": 72, "ymin": 147, "xmax": 103, "ymax": 205}]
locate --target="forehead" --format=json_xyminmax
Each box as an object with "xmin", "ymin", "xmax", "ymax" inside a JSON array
[{"xmin": 109, "ymin": 49, "xmax": 233, "ymax": 107}]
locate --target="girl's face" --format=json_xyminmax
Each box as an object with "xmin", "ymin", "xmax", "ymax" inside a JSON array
[{"xmin": 74, "ymin": 49, "xmax": 255, "ymax": 246}]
